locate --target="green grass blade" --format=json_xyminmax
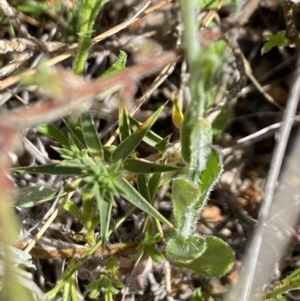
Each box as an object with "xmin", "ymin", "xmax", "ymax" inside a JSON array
[
  {"xmin": 137, "ymin": 174, "xmax": 151, "ymax": 201},
  {"xmin": 172, "ymin": 178, "xmax": 200, "ymax": 238},
  {"xmin": 80, "ymin": 112, "xmax": 103, "ymax": 158},
  {"xmin": 148, "ymin": 172, "xmax": 162, "ymax": 201},
  {"xmin": 112, "ymin": 105, "xmax": 165, "ymax": 161},
  {"xmin": 114, "ymin": 177, "xmax": 173, "ymax": 228},
  {"xmin": 124, "ymin": 159, "xmax": 182, "ymax": 174},
  {"xmin": 95, "ymin": 191, "xmax": 112, "ymax": 247},
  {"xmin": 118, "ymin": 103, "xmax": 131, "ymax": 142}
]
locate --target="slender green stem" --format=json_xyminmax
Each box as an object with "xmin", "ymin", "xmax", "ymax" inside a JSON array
[
  {"xmin": 73, "ymin": 0, "xmax": 108, "ymax": 74},
  {"xmin": 179, "ymin": 0, "xmax": 200, "ymax": 66},
  {"xmin": 264, "ymin": 277, "xmax": 300, "ymax": 300},
  {"xmin": 179, "ymin": 0, "xmax": 205, "ymax": 119}
]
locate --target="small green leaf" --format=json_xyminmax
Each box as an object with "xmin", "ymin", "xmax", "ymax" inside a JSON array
[
  {"xmin": 13, "ymin": 164, "xmax": 84, "ymax": 175},
  {"xmin": 112, "ymin": 105, "xmax": 165, "ymax": 161},
  {"xmin": 143, "ymin": 244, "xmax": 165, "ymax": 262},
  {"xmin": 64, "ymin": 199, "xmax": 84, "ymax": 222},
  {"xmin": 212, "ymin": 103, "xmax": 232, "ymax": 141},
  {"xmin": 172, "ymin": 178, "xmax": 200, "ymax": 237},
  {"xmin": 14, "ymin": 186, "xmax": 56, "ymax": 208},
  {"xmin": 148, "ymin": 172, "xmax": 162, "ymax": 201},
  {"xmin": 119, "ymin": 103, "xmax": 131, "ymax": 142},
  {"xmin": 37, "ymin": 124, "xmax": 69, "ymax": 147},
  {"xmin": 166, "ymin": 235, "xmax": 207, "ymax": 264},
  {"xmin": 137, "ymin": 174, "xmax": 151, "ymax": 201},
  {"xmin": 192, "ymin": 288, "xmax": 203, "ymax": 301},
  {"xmin": 124, "ymin": 159, "xmax": 182, "ymax": 174},
  {"xmin": 114, "ymin": 177, "xmax": 173, "ymax": 228},
  {"xmin": 177, "ymin": 236, "xmax": 234, "ymax": 277},
  {"xmin": 180, "ymin": 104, "xmax": 201, "ymax": 163},
  {"xmin": 196, "ymin": 147, "xmax": 223, "ymax": 211},
  {"xmin": 80, "ymin": 112, "xmax": 103, "ymax": 158},
  {"xmin": 101, "ymin": 50, "xmax": 127, "ymax": 78},
  {"xmin": 155, "ymin": 135, "xmax": 171, "ymax": 154},
  {"xmin": 261, "ymin": 31, "xmax": 289, "ymax": 55},
  {"xmin": 190, "ymin": 119, "xmax": 212, "ymax": 177}
]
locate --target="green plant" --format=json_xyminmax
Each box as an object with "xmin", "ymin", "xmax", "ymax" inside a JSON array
[
  {"xmin": 7, "ymin": 0, "xmax": 238, "ymax": 299},
  {"xmin": 14, "ymin": 104, "xmax": 183, "ymax": 299}
]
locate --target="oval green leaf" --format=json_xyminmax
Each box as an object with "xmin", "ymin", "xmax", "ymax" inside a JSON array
[
  {"xmin": 166, "ymin": 235, "xmax": 206, "ymax": 264},
  {"xmin": 177, "ymin": 236, "xmax": 234, "ymax": 278}
]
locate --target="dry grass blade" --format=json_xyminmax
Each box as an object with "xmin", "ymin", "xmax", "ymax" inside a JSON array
[
  {"xmin": 0, "ymin": 50, "xmax": 180, "ymax": 130},
  {"xmin": 0, "ymin": 0, "xmax": 173, "ymax": 89}
]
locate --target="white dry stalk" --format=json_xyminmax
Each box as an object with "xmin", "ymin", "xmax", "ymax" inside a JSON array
[{"xmin": 225, "ymin": 52, "xmax": 300, "ymax": 300}]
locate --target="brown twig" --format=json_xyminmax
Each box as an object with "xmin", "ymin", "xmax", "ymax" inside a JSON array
[{"xmin": 25, "ymin": 242, "xmax": 139, "ymax": 259}]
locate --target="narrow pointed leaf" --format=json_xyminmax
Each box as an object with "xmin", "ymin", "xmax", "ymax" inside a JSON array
[
  {"xmin": 13, "ymin": 164, "xmax": 84, "ymax": 175},
  {"xmin": 112, "ymin": 105, "xmax": 165, "ymax": 161},
  {"xmin": 155, "ymin": 135, "xmax": 171, "ymax": 154},
  {"xmin": 119, "ymin": 103, "xmax": 131, "ymax": 142},
  {"xmin": 114, "ymin": 177, "xmax": 173, "ymax": 228},
  {"xmin": 177, "ymin": 236, "xmax": 234, "ymax": 278},
  {"xmin": 95, "ymin": 192, "xmax": 112, "ymax": 247},
  {"xmin": 63, "ymin": 117, "xmax": 86, "ymax": 148},
  {"xmin": 103, "ymin": 145, "xmax": 115, "ymax": 162},
  {"xmin": 80, "ymin": 112, "xmax": 103, "ymax": 158},
  {"xmin": 129, "ymin": 116, "xmax": 168, "ymax": 148},
  {"xmin": 137, "ymin": 174, "xmax": 151, "ymax": 201},
  {"xmin": 124, "ymin": 159, "xmax": 182, "ymax": 174},
  {"xmin": 190, "ymin": 119, "xmax": 212, "ymax": 176},
  {"xmin": 37, "ymin": 124, "xmax": 69, "ymax": 147},
  {"xmin": 148, "ymin": 172, "xmax": 161, "ymax": 201}
]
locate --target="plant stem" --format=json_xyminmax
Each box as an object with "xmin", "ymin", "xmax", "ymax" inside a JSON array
[{"xmin": 73, "ymin": 0, "xmax": 108, "ymax": 74}]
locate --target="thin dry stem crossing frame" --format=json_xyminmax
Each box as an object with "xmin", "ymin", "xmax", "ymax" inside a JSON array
[{"xmin": 226, "ymin": 47, "xmax": 300, "ymax": 301}]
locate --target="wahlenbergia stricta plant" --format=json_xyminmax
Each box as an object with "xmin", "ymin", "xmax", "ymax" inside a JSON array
[{"xmin": 165, "ymin": 0, "xmax": 234, "ymax": 277}]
